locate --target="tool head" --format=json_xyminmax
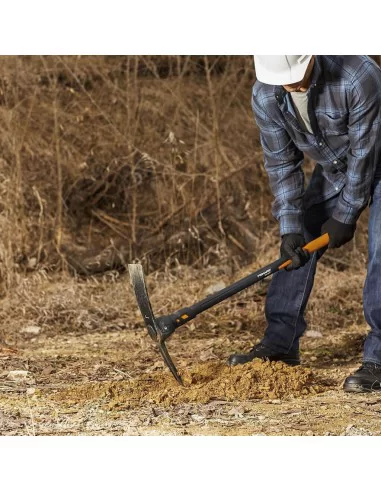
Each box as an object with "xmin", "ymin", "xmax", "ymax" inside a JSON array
[{"xmin": 128, "ymin": 263, "xmax": 183, "ymax": 385}]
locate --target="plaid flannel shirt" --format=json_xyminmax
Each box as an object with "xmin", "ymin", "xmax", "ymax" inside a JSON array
[{"xmin": 252, "ymin": 55, "xmax": 381, "ymax": 236}]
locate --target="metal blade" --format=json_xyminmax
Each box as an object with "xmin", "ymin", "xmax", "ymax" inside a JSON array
[
  {"xmin": 128, "ymin": 264, "xmax": 183, "ymax": 385},
  {"xmin": 158, "ymin": 340, "xmax": 183, "ymax": 386},
  {"xmin": 128, "ymin": 263, "xmax": 158, "ymax": 342}
]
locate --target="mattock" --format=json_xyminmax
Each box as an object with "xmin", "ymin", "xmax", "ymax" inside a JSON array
[{"xmin": 129, "ymin": 234, "xmax": 329, "ymax": 385}]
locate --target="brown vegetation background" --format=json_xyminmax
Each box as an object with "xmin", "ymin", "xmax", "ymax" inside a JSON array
[
  {"xmin": 1, "ymin": 55, "xmax": 379, "ymax": 295},
  {"xmin": 0, "ymin": 55, "xmax": 262, "ymax": 291}
]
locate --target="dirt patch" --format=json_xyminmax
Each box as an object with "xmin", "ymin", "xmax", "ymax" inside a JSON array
[{"xmin": 50, "ymin": 360, "xmax": 331, "ymax": 409}]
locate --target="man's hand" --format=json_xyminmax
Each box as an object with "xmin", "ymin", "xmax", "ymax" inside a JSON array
[
  {"xmin": 321, "ymin": 217, "xmax": 356, "ymax": 248},
  {"xmin": 280, "ymin": 233, "xmax": 310, "ymax": 271}
]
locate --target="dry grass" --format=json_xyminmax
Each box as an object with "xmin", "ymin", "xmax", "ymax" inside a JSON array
[{"xmin": 0, "ymin": 55, "xmax": 269, "ymax": 289}]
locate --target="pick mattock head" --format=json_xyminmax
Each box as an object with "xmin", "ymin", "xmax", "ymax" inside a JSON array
[{"xmin": 128, "ymin": 263, "xmax": 183, "ymax": 385}]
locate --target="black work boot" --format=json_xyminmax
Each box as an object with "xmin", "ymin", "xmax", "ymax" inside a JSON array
[
  {"xmin": 343, "ymin": 362, "xmax": 381, "ymax": 393},
  {"xmin": 227, "ymin": 342, "xmax": 300, "ymax": 367}
]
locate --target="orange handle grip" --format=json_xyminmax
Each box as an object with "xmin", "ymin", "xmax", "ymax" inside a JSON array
[{"xmin": 279, "ymin": 233, "xmax": 329, "ymax": 271}]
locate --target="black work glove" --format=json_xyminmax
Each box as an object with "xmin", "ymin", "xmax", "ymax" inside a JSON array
[
  {"xmin": 280, "ymin": 233, "xmax": 310, "ymax": 271},
  {"xmin": 321, "ymin": 217, "xmax": 356, "ymax": 248}
]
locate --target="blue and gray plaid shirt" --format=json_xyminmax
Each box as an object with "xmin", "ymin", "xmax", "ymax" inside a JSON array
[{"xmin": 252, "ymin": 55, "xmax": 381, "ymax": 236}]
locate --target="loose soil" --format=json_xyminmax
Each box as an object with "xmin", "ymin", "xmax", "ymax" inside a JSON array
[{"xmin": 51, "ymin": 360, "xmax": 329, "ymax": 410}]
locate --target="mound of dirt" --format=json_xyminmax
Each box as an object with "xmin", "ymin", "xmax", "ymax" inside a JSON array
[{"xmin": 50, "ymin": 360, "xmax": 331, "ymax": 409}]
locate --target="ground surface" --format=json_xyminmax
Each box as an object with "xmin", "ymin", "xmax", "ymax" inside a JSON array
[{"xmin": 0, "ymin": 258, "xmax": 380, "ymax": 436}]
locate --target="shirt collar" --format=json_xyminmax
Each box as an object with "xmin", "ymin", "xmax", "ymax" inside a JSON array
[
  {"xmin": 274, "ymin": 55, "xmax": 322, "ymax": 103},
  {"xmin": 310, "ymin": 55, "xmax": 323, "ymax": 86}
]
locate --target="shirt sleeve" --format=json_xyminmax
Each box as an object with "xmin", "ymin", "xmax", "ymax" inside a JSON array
[
  {"xmin": 252, "ymin": 92, "xmax": 305, "ymax": 236},
  {"xmin": 332, "ymin": 61, "xmax": 381, "ymax": 224}
]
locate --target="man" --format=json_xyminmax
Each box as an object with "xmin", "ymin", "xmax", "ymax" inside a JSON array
[{"xmin": 228, "ymin": 55, "xmax": 381, "ymax": 393}]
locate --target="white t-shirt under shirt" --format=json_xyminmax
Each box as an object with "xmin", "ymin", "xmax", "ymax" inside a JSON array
[{"xmin": 290, "ymin": 91, "xmax": 313, "ymax": 133}]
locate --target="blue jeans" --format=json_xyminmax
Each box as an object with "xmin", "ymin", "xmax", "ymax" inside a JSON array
[{"xmin": 262, "ymin": 174, "xmax": 381, "ymax": 364}]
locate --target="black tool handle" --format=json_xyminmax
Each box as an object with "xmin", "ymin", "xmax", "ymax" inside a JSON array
[
  {"xmin": 169, "ymin": 256, "xmax": 284, "ymax": 328},
  {"xmin": 166, "ymin": 233, "xmax": 329, "ymax": 329}
]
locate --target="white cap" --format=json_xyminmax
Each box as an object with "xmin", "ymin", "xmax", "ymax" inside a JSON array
[{"xmin": 254, "ymin": 55, "xmax": 312, "ymax": 85}]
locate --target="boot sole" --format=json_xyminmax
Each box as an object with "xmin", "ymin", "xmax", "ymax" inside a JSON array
[
  {"xmin": 343, "ymin": 381, "xmax": 381, "ymax": 393},
  {"xmin": 282, "ymin": 359, "xmax": 301, "ymax": 366}
]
